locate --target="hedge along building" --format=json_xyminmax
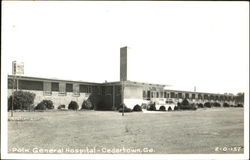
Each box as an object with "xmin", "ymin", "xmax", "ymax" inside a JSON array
[{"xmin": 7, "ymin": 46, "xmax": 240, "ymax": 110}]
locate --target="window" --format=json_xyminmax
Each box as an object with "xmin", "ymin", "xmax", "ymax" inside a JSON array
[
  {"xmin": 178, "ymin": 93, "xmax": 182, "ymax": 98},
  {"xmin": 170, "ymin": 92, "xmax": 175, "ymax": 98},
  {"xmin": 210, "ymin": 95, "xmax": 214, "ymax": 100},
  {"xmin": 43, "ymin": 82, "xmax": 52, "ymax": 96},
  {"xmin": 164, "ymin": 92, "xmax": 167, "ymax": 98},
  {"xmin": 192, "ymin": 94, "xmax": 196, "ymax": 99},
  {"xmin": 59, "ymin": 82, "xmax": 66, "ymax": 96},
  {"xmin": 198, "ymin": 94, "xmax": 203, "ymax": 99},
  {"xmin": 204, "ymin": 95, "xmax": 208, "ymax": 100},
  {"xmin": 143, "ymin": 90, "xmax": 147, "ymax": 99},
  {"xmin": 166, "ymin": 93, "xmax": 169, "ymax": 98},
  {"xmin": 156, "ymin": 92, "xmax": 159, "ymax": 98},
  {"xmin": 147, "ymin": 91, "xmax": 151, "ymax": 99},
  {"xmin": 88, "ymin": 86, "xmax": 92, "ymax": 93},
  {"xmin": 215, "ymin": 96, "xmax": 218, "ymax": 100},
  {"xmin": 52, "ymin": 82, "xmax": 59, "ymax": 91},
  {"xmin": 73, "ymin": 83, "xmax": 80, "ymax": 96},
  {"xmin": 80, "ymin": 85, "xmax": 88, "ymax": 93}
]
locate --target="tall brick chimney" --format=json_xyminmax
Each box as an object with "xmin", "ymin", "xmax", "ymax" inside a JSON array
[{"xmin": 120, "ymin": 46, "xmax": 127, "ymax": 81}]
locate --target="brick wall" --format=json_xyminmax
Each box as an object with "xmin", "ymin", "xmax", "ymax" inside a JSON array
[{"xmin": 8, "ymin": 89, "xmax": 99, "ymax": 109}]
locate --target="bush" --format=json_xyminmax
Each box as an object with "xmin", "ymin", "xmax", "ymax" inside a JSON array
[
  {"xmin": 8, "ymin": 91, "xmax": 36, "ymax": 111},
  {"xmin": 177, "ymin": 102, "xmax": 181, "ymax": 107},
  {"xmin": 141, "ymin": 103, "xmax": 148, "ymax": 109},
  {"xmin": 146, "ymin": 101, "xmax": 156, "ymax": 111},
  {"xmin": 35, "ymin": 102, "xmax": 46, "ymax": 110},
  {"xmin": 133, "ymin": 104, "xmax": 142, "ymax": 112},
  {"xmin": 58, "ymin": 105, "xmax": 66, "ymax": 110},
  {"xmin": 147, "ymin": 104, "xmax": 156, "ymax": 111},
  {"xmin": 213, "ymin": 102, "xmax": 221, "ymax": 107},
  {"xmin": 119, "ymin": 107, "xmax": 132, "ymax": 112},
  {"xmin": 68, "ymin": 101, "xmax": 79, "ymax": 110},
  {"xmin": 174, "ymin": 106, "xmax": 180, "ymax": 110},
  {"xmin": 81, "ymin": 99, "xmax": 93, "ymax": 110},
  {"xmin": 223, "ymin": 103, "xmax": 229, "ymax": 107},
  {"xmin": 167, "ymin": 107, "xmax": 172, "ymax": 111},
  {"xmin": 35, "ymin": 100, "xmax": 54, "ymax": 110},
  {"xmin": 182, "ymin": 99, "xmax": 189, "ymax": 106},
  {"xmin": 197, "ymin": 103, "xmax": 204, "ymax": 108},
  {"xmin": 179, "ymin": 104, "xmax": 197, "ymax": 110},
  {"xmin": 204, "ymin": 102, "xmax": 211, "ymax": 108},
  {"xmin": 159, "ymin": 106, "xmax": 166, "ymax": 111},
  {"xmin": 236, "ymin": 104, "xmax": 243, "ymax": 107},
  {"xmin": 118, "ymin": 103, "xmax": 132, "ymax": 112},
  {"xmin": 178, "ymin": 99, "xmax": 197, "ymax": 110}
]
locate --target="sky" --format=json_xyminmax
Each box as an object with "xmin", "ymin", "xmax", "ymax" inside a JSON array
[{"xmin": 2, "ymin": 1, "xmax": 249, "ymax": 94}]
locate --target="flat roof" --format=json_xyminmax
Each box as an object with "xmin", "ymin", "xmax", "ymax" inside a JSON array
[
  {"xmin": 8, "ymin": 75, "xmax": 167, "ymax": 87},
  {"xmin": 7, "ymin": 75, "xmax": 235, "ymax": 96},
  {"xmin": 164, "ymin": 89, "xmax": 235, "ymax": 96},
  {"xmin": 8, "ymin": 75, "xmax": 101, "ymax": 85}
]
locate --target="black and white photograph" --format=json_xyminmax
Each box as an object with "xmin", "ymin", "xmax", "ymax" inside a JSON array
[{"xmin": 1, "ymin": 1, "xmax": 249, "ymax": 160}]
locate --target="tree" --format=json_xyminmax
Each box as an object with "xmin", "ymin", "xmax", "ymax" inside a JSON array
[
  {"xmin": 8, "ymin": 91, "xmax": 36, "ymax": 111},
  {"xmin": 181, "ymin": 98, "xmax": 189, "ymax": 106},
  {"xmin": 235, "ymin": 93, "xmax": 244, "ymax": 105}
]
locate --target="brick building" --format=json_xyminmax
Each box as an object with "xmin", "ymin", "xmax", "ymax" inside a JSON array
[{"xmin": 7, "ymin": 47, "xmax": 242, "ymax": 110}]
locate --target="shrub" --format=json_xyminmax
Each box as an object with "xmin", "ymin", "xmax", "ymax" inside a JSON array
[
  {"xmin": 58, "ymin": 105, "xmax": 66, "ymax": 110},
  {"xmin": 174, "ymin": 106, "xmax": 180, "ymax": 110},
  {"xmin": 178, "ymin": 99, "xmax": 197, "ymax": 110},
  {"xmin": 81, "ymin": 99, "xmax": 93, "ymax": 110},
  {"xmin": 236, "ymin": 104, "xmax": 243, "ymax": 107},
  {"xmin": 179, "ymin": 104, "xmax": 197, "ymax": 110},
  {"xmin": 223, "ymin": 103, "xmax": 229, "ymax": 107},
  {"xmin": 35, "ymin": 102, "xmax": 46, "ymax": 110},
  {"xmin": 8, "ymin": 91, "xmax": 35, "ymax": 111},
  {"xmin": 119, "ymin": 107, "xmax": 132, "ymax": 112},
  {"xmin": 133, "ymin": 104, "xmax": 142, "ymax": 112},
  {"xmin": 167, "ymin": 107, "xmax": 172, "ymax": 111},
  {"xmin": 181, "ymin": 99, "xmax": 189, "ymax": 106},
  {"xmin": 177, "ymin": 102, "xmax": 181, "ymax": 107},
  {"xmin": 213, "ymin": 102, "xmax": 221, "ymax": 107},
  {"xmin": 146, "ymin": 101, "xmax": 156, "ymax": 111},
  {"xmin": 197, "ymin": 103, "xmax": 204, "ymax": 108},
  {"xmin": 204, "ymin": 102, "xmax": 211, "ymax": 108},
  {"xmin": 141, "ymin": 103, "xmax": 148, "ymax": 109},
  {"xmin": 68, "ymin": 101, "xmax": 79, "ymax": 110},
  {"xmin": 147, "ymin": 104, "xmax": 156, "ymax": 111},
  {"xmin": 35, "ymin": 100, "xmax": 54, "ymax": 110},
  {"xmin": 118, "ymin": 103, "xmax": 132, "ymax": 112},
  {"xmin": 159, "ymin": 106, "xmax": 166, "ymax": 111}
]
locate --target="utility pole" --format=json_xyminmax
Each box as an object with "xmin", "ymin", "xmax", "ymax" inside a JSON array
[
  {"xmin": 11, "ymin": 61, "xmax": 24, "ymax": 117},
  {"xmin": 121, "ymin": 81, "xmax": 124, "ymax": 116},
  {"xmin": 11, "ymin": 75, "xmax": 15, "ymax": 117}
]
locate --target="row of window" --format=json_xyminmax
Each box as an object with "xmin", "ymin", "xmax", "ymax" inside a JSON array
[
  {"xmin": 43, "ymin": 82, "xmax": 100, "ymax": 96},
  {"xmin": 43, "ymin": 82, "xmax": 122, "ymax": 96},
  {"xmin": 143, "ymin": 91, "xmax": 235, "ymax": 101},
  {"xmin": 8, "ymin": 79, "xmax": 122, "ymax": 97}
]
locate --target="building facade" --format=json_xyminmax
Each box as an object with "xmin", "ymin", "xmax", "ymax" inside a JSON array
[
  {"xmin": 7, "ymin": 75, "xmax": 240, "ymax": 110},
  {"xmin": 7, "ymin": 47, "xmax": 243, "ymax": 110}
]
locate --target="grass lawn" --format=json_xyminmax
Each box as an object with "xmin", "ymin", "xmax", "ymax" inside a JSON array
[{"xmin": 8, "ymin": 108, "xmax": 244, "ymax": 154}]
